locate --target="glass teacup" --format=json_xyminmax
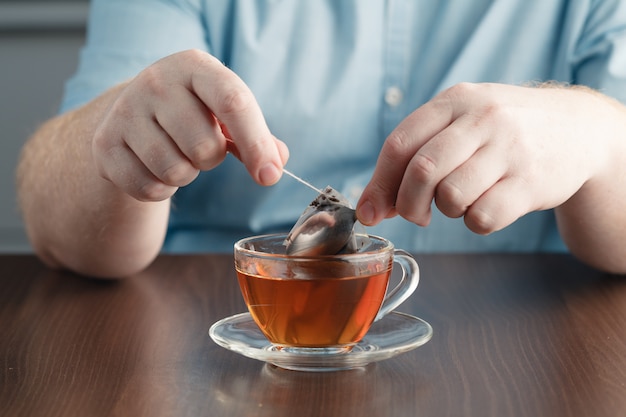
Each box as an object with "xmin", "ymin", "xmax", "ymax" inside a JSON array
[{"xmin": 234, "ymin": 233, "xmax": 419, "ymax": 354}]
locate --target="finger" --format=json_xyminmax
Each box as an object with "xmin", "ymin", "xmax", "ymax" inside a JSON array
[
  {"xmin": 153, "ymin": 84, "xmax": 228, "ymax": 171},
  {"xmin": 275, "ymin": 138, "xmax": 290, "ymax": 166},
  {"xmin": 357, "ymin": 98, "xmax": 456, "ymax": 225},
  {"xmin": 226, "ymin": 136, "xmax": 290, "ymax": 172},
  {"xmin": 189, "ymin": 54, "xmax": 284, "ymax": 185},
  {"xmin": 93, "ymin": 140, "xmax": 177, "ymax": 202},
  {"xmin": 464, "ymin": 176, "xmax": 533, "ymax": 235},
  {"xmin": 123, "ymin": 114, "xmax": 200, "ymax": 187},
  {"xmin": 394, "ymin": 115, "xmax": 485, "ymax": 225},
  {"xmin": 434, "ymin": 142, "xmax": 508, "ymax": 219}
]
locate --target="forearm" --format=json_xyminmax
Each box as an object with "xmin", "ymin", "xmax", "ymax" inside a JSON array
[
  {"xmin": 555, "ymin": 91, "xmax": 626, "ymax": 274},
  {"xmin": 16, "ymin": 84, "xmax": 169, "ymax": 278}
]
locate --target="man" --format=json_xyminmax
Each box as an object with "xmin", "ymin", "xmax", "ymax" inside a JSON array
[{"xmin": 16, "ymin": 1, "xmax": 626, "ymax": 277}]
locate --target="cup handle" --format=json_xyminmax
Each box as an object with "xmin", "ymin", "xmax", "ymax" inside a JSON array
[{"xmin": 375, "ymin": 249, "xmax": 420, "ymax": 322}]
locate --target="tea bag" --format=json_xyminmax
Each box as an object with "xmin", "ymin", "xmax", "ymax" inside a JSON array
[{"xmin": 284, "ymin": 186, "xmax": 370, "ymax": 256}]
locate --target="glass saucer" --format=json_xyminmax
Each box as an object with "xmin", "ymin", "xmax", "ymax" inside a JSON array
[{"xmin": 209, "ymin": 311, "xmax": 433, "ymax": 372}]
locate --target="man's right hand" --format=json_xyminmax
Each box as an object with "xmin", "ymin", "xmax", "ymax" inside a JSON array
[{"xmin": 92, "ymin": 49, "xmax": 289, "ymax": 202}]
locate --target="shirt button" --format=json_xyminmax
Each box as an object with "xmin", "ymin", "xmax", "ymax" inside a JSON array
[{"xmin": 384, "ymin": 86, "xmax": 404, "ymax": 107}]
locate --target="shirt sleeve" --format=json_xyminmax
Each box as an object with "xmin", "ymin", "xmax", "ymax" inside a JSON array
[
  {"xmin": 573, "ymin": 0, "xmax": 626, "ymax": 103},
  {"xmin": 60, "ymin": 0, "xmax": 208, "ymax": 113}
]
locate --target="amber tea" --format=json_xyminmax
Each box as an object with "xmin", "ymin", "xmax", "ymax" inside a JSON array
[{"xmin": 237, "ymin": 265, "xmax": 391, "ymax": 347}]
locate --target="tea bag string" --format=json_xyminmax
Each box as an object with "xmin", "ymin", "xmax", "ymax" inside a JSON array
[{"xmin": 282, "ymin": 168, "xmax": 323, "ymax": 194}]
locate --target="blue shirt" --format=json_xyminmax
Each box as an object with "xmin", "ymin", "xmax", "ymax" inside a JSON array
[{"xmin": 61, "ymin": 0, "xmax": 626, "ymax": 253}]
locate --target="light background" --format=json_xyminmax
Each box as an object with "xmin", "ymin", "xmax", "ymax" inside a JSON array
[{"xmin": 0, "ymin": 0, "xmax": 88, "ymax": 252}]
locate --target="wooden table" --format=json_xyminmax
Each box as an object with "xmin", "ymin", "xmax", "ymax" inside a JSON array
[{"xmin": 0, "ymin": 253, "xmax": 624, "ymax": 417}]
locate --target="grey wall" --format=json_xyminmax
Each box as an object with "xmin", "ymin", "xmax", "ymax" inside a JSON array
[{"xmin": 0, "ymin": 1, "xmax": 88, "ymax": 252}]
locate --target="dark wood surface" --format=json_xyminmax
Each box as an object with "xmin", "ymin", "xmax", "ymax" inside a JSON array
[{"xmin": 0, "ymin": 253, "xmax": 624, "ymax": 417}]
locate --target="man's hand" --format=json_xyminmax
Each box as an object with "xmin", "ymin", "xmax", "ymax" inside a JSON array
[
  {"xmin": 358, "ymin": 82, "xmax": 605, "ymax": 232},
  {"xmin": 93, "ymin": 49, "xmax": 289, "ymax": 202},
  {"xmin": 357, "ymin": 82, "xmax": 626, "ymax": 273}
]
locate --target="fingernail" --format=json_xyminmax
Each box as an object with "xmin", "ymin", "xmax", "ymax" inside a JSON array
[
  {"xmin": 258, "ymin": 163, "xmax": 281, "ymax": 185},
  {"xmin": 357, "ymin": 200, "xmax": 376, "ymax": 225}
]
